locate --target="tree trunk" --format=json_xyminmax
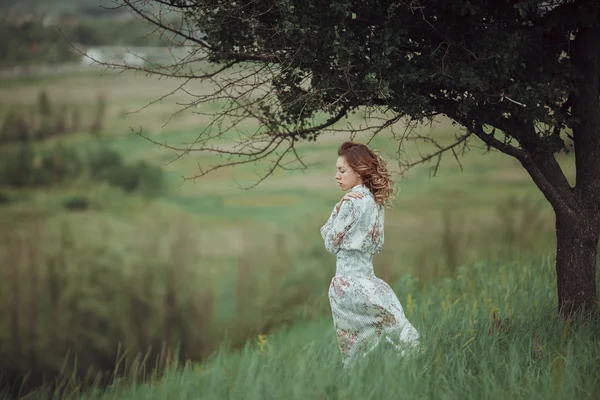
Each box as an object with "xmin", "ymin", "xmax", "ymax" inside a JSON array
[
  {"xmin": 555, "ymin": 210, "xmax": 600, "ymax": 318},
  {"xmin": 558, "ymin": 25, "xmax": 600, "ymax": 319}
]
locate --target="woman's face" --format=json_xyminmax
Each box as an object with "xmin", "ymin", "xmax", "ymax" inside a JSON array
[{"xmin": 335, "ymin": 156, "xmax": 362, "ymax": 191}]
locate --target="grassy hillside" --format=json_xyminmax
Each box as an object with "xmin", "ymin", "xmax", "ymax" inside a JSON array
[{"xmin": 10, "ymin": 255, "xmax": 600, "ymax": 400}]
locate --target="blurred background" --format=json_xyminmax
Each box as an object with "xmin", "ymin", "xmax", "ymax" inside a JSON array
[{"xmin": 0, "ymin": 0, "xmax": 565, "ymax": 395}]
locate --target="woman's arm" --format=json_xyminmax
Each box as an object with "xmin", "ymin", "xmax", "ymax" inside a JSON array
[
  {"xmin": 322, "ymin": 200, "xmax": 359, "ymax": 254},
  {"xmin": 372, "ymin": 206, "xmax": 385, "ymax": 254},
  {"xmin": 319, "ymin": 206, "xmax": 339, "ymax": 241},
  {"xmin": 320, "ymin": 192, "xmax": 363, "ymax": 242}
]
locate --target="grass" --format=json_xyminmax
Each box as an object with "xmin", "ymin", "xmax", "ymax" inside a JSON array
[{"xmin": 11, "ymin": 254, "xmax": 600, "ymax": 400}]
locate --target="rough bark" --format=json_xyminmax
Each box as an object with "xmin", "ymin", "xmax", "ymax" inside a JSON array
[
  {"xmin": 555, "ymin": 25, "xmax": 600, "ymax": 318},
  {"xmin": 555, "ymin": 211, "xmax": 600, "ymax": 317}
]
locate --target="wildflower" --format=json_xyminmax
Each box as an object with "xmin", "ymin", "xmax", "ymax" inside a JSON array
[
  {"xmin": 406, "ymin": 293, "xmax": 415, "ymax": 317},
  {"xmin": 485, "ymin": 298, "xmax": 499, "ymax": 319},
  {"xmin": 257, "ymin": 334, "xmax": 268, "ymax": 354}
]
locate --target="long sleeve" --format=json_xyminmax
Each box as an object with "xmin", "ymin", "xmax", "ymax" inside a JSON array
[
  {"xmin": 321, "ymin": 200, "xmax": 359, "ymax": 254},
  {"xmin": 372, "ymin": 206, "xmax": 385, "ymax": 254},
  {"xmin": 320, "ymin": 207, "xmax": 339, "ymax": 241}
]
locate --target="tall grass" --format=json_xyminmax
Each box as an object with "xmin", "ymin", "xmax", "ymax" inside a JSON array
[
  {"xmin": 12, "ymin": 254, "xmax": 600, "ymax": 400},
  {"xmin": 0, "ymin": 191, "xmax": 559, "ymax": 397},
  {"xmin": 0, "ymin": 208, "xmax": 333, "ymax": 396}
]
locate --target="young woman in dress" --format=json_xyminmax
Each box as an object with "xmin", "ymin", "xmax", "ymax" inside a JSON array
[{"xmin": 320, "ymin": 141, "xmax": 420, "ymax": 367}]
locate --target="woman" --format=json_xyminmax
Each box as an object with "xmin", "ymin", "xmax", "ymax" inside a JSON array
[{"xmin": 320, "ymin": 141, "xmax": 420, "ymax": 368}]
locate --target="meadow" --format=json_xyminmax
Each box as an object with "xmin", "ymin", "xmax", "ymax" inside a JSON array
[
  {"xmin": 0, "ymin": 66, "xmax": 594, "ymax": 398},
  {"xmin": 11, "ymin": 255, "xmax": 600, "ymax": 400}
]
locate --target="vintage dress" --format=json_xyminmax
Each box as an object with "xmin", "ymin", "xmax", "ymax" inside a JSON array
[{"xmin": 320, "ymin": 184, "xmax": 420, "ymax": 366}]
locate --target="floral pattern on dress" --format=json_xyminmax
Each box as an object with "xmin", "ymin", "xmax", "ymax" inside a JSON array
[{"xmin": 320, "ymin": 184, "xmax": 420, "ymax": 367}]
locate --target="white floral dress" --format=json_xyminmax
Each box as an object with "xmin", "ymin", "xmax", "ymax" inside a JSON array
[{"xmin": 320, "ymin": 184, "xmax": 420, "ymax": 367}]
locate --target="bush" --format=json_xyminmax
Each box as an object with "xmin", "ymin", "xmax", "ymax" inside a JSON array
[
  {"xmin": 0, "ymin": 191, "xmax": 10, "ymax": 205},
  {"xmin": 0, "ymin": 142, "xmax": 164, "ymax": 195},
  {"xmin": 0, "ymin": 143, "xmax": 81, "ymax": 188},
  {"xmin": 88, "ymin": 146, "xmax": 163, "ymax": 195},
  {"xmin": 87, "ymin": 146, "xmax": 123, "ymax": 178},
  {"xmin": 99, "ymin": 164, "xmax": 140, "ymax": 192},
  {"xmin": 132, "ymin": 161, "xmax": 164, "ymax": 196},
  {"xmin": 0, "ymin": 110, "xmax": 31, "ymax": 142},
  {"xmin": 63, "ymin": 196, "xmax": 92, "ymax": 211},
  {"xmin": 40, "ymin": 143, "xmax": 82, "ymax": 183},
  {"xmin": 0, "ymin": 142, "xmax": 37, "ymax": 187},
  {"xmin": 35, "ymin": 91, "xmax": 81, "ymax": 140},
  {"xmin": 98, "ymin": 161, "xmax": 164, "ymax": 195}
]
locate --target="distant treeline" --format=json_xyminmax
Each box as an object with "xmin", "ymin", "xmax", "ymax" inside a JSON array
[
  {"xmin": 0, "ymin": 0, "xmax": 118, "ymax": 15},
  {"xmin": 0, "ymin": 15, "xmax": 182, "ymax": 67}
]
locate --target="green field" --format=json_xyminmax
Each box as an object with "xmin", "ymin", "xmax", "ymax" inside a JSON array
[
  {"xmin": 0, "ymin": 68, "xmax": 582, "ymax": 398},
  {"xmin": 11, "ymin": 256, "xmax": 600, "ymax": 400},
  {"xmin": 0, "ymin": 69, "xmax": 563, "ymax": 273}
]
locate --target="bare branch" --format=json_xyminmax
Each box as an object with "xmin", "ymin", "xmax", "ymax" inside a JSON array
[
  {"xmin": 121, "ymin": 0, "xmax": 212, "ymax": 50},
  {"xmin": 397, "ymin": 128, "xmax": 472, "ymax": 176}
]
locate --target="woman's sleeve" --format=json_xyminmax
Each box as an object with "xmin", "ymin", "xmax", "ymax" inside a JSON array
[
  {"xmin": 319, "ymin": 207, "xmax": 338, "ymax": 241},
  {"xmin": 372, "ymin": 206, "xmax": 385, "ymax": 254},
  {"xmin": 321, "ymin": 200, "xmax": 359, "ymax": 254}
]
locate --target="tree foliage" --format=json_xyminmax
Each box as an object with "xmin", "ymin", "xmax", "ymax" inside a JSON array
[{"xmin": 112, "ymin": 1, "xmax": 594, "ymax": 184}]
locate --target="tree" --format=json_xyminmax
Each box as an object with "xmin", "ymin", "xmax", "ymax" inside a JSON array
[{"xmin": 110, "ymin": 0, "xmax": 600, "ymax": 318}]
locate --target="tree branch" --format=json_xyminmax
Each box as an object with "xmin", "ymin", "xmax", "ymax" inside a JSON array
[
  {"xmin": 397, "ymin": 129, "xmax": 472, "ymax": 176},
  {"xmin": 121, "ymin": 0, "xmax": 212, "ymax": 50},
  {"xmin": 470, "ymin": 122, "xmax": 577, "ymax": 215}
]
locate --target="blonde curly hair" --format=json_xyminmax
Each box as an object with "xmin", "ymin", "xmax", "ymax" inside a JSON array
[{"xmin": 337, "ymin": 141, "xmax": 397, "ymax": 207}]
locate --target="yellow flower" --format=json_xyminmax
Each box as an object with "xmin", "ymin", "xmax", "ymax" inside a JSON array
[
  {"xmin": 485, "ymin": 298, "xmax": 499, "ymax": 319},
  {"xmin": 257, "ymin": 334, "xmax": 268, "ymax": 353},
  {"xmin": 406, "ymin": 293, "xmax": 415, "ymax": 317}
]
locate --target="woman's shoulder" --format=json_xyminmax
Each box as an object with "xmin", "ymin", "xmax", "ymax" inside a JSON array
[{"xmin": 349, "ymin": 188, "xmax": 377, "ymax": 212}]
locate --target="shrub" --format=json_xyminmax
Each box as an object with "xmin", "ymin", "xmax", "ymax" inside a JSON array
[
  {"xmin": 87, "ymin": 146, "xmax": 163, "ymax": 195},
  {"xmin": 0, "ymin": 142, "xmax": 163, "ymax": 195},
  {"xmin": 98, "ymin": 161, "xmax": 164, "ymax": 195},
  {"xmin": 0, "ymin": 110, "xmax": 31, "ymax": 142},
  {"xmin": 0, "ymin": 143, "xmax": 83, "ymax": 188},
  {"xmin": 0, "ymin": 142, "xmax": 37, "ymax": 187},
  {"xmin": 133, "ymin": 161, "xmax": 164, "ymax": 196},
  {"xmin": 0, "ymin": 191, "xmax": 10, "ymax": 205},
  {"xmin": 63, "ymin": 196, "xmax": 92, "ymax": 211},
  {"xmin": 40, "ymin": 143, "xmax": 82, "ymax": 183},
  {"xmin": 99, "ymin": 164, "xmax": 140, "ymax": 192},
  {"xmin": 87, "ymin": 146, "xmax": 123, "ymax": 178}
]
